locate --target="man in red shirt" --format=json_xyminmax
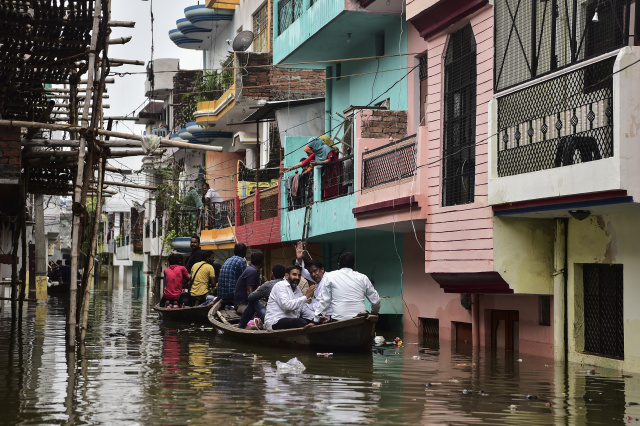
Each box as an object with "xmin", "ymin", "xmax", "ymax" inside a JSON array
[{"xmin": 161, "ymin": 253, "xmax": 190, "ymax": 307}]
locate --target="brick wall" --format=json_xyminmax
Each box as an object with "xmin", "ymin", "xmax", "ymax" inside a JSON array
[
  {"xmin": 236, "ymin": 52, "xmax": 325, "ymax": 102},
  {"xmin": 0, "ymin": 125, "xmax": 21, "ymax": 184},
  {"xmin": 172, "ymin": 70, "xmax": 202, "ymax": 131},
  {"xmin": 360, "ymin": 110, "xmax": 408, "ymax": 140}
]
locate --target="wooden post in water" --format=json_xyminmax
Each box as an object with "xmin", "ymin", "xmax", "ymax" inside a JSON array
[
  {"xmin": 68, "ymin": 0, "xmax": 102, "ymax": 350},
  {"xmin": 19, "ymin": 169, "xmax": 27, "ymax": 302},
  {"xmin": 34, "ymin": 195, "xmax": 47, "ymax": 301}
]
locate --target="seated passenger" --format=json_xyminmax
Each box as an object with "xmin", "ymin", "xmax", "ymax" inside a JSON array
[
  {"xmin": 161, "ymin": 253, "xmax": 190, "ymax": 308},
  {"xmin": 237, "ymin": 263, "xmax": 286, "ymax": 329},
  {"xmin": 234, "ymin": 251, "xmax": 264, "ymax": 315},
  {"xmin": 185, "ymin": 250, "xmax": 216, "ymax": 307},
  {"xmin": 264, "ymin": 265, "xmax": 316, "ymax": 331},
  {"xmin": 313, "ymin": 252, "xmax": 380, "ymax": 323}
]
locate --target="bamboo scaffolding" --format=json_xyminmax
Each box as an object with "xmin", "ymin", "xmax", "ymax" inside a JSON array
[{"xmin": 0, "ymin": 119, "xmax": 223, "ymax": 152}]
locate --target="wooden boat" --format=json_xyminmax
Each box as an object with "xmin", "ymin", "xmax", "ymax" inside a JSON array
[
  {"xmin": 207, "ymin": 299, "xmax": 379, "ymax": 353},
  {"xmin": 47, "ymin": 281, "xmax": 69, "ymax": 294},
  {"xmin": 153, "ymin": 301, "xmax": 215, "ymax": 324}
]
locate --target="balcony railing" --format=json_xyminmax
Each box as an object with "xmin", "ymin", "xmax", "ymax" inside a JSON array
[
  {"xmin": 259, "ymin": 186, "xmax": 279, "ymax": 221},
  {"xmin": 278, "ymin": 0, "xmax": 303, "ymax": 35},
  {"xmin": 169, "ymin": 209, "xmax": 200, "ymax": 237},
  {"xmin": 239, "ymin": 195, "xmax": 254, "ymax": 225},
  {"xmin": 362, "ymin": 135, "xmax": 417, "ymax": 189},
  {"xmin": 497, "ymin": 57, "xmax": 614, "ymax": 177},
  {"xmin": 321, "ymin": 155, "xmax": 354, "ymax": 201},
  {"xmin": 202, "ymin": 200, "xmax": 235, "ymax": 230}
]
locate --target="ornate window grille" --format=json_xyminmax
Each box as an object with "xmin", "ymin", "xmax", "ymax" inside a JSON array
[
  {"xmin": 253, "ymin": 3, "xmax": 269, "ymax": 53},
  {"xmin": 419, "ymin": 55, "xmax": 428, "ymax": 125},
  {"xmin": 442, "ymin": 25, "xmax": 476, "ymax": 207},
  {"xmin": 497, "ymin": 57, "xmax": 614, "ymax": 176},
  {"xmin": 583, "ymin": 264, "xmax": 624, "ymax": 359},
  {"xmin": 362, "ymin": 135, "xmax": 417, "ymax": 189},
  {"xmin": 494, "ymin": 0, "xmax": 630, "ymax": 92},
  {"xmin": 278, "ymin": 0, "xmax": 303, "ymax": 35}
]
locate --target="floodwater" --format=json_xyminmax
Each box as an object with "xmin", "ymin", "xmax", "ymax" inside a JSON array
[{"xmin": 1, "ymin": 279, "xmax": 639, "ymax": 425}]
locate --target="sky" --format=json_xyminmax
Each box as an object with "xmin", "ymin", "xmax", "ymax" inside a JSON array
[{"xmin": 102, "ymin": 1, "xmax": 204, "ymax": 209}]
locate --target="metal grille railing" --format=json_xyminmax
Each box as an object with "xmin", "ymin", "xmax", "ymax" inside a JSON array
[
  {"xmin": 144, "ymin": 221, "xmax": 150, "ymax": 238},
  {"xmin": 497, "ymin": 57, "xmax": 614, "ymax": 177},
  {"xmin": 152, "ymin": 219, "xmax": 156, "ymax": 238},
  {"xmin": 203, "ymin": 200, "xmax": 235, "ymax": 229},
  {"xmin": 239, "ymin": 196, "xmax": 254, "ymax": 226},
  {"xmin": 362, "ymin": 135, "xmax": 417, "ymax": 189},
  {"xmin": 420, "ymin": 317, "xmax": 440, "ymax": 349},
  {"xmin": 321, "ymin": 155, "xmax": 354, "ymax": 201},
  {"xmin": 253, "ymin": 2, "xmax": 269, "ymax": 53},
  {"xmin": 443, "ymin": 24, "xmax": 476, "ymax": 207},
  {"xmin": 583, "ymin": 264, "xmax": 624, "ymax": 359},
  {"xmin": 494, "ymin": 0, "xmax": 629, "ymax": 92},
  {"xmin": 278, "ymin": 0, "xmax": 303, "ymax": 35},
  {"xmin": 157, "ymin": 216, "xmax": 163, "ymax": 237},
  {"xmin": 169, "ymin": 209, "xmax": 200, "ymax": 237},
  {"xmin": 260, "ymin": 186, "xmax": 279, "ymax": 220}
]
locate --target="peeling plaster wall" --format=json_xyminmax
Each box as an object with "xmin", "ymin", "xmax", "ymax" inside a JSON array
[
  {"xmin": 567, "ymin": 211, "xmax": 640, "ymax": 372},
  {"xmin": 493, "ymin": 217, "xmax": 555, "ymax": 294}
]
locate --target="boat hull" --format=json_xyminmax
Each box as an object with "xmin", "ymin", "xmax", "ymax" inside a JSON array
[
  {"xmin": 153, "ymin": 303, "xmax": 212, "ymax": 324},
  {"xmin": 208, "ymin": 300, "xmax": 378, "ymax": 353}
]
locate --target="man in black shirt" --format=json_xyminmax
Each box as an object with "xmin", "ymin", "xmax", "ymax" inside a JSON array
[{"xmin": 185, "ymin": 236, "xmax": 205, "ymax": 272}]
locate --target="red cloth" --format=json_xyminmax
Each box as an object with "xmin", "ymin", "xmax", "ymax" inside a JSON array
[
  {"xmin": 301, "ymin": 153, "xmax": 316, "ymax": 167},
  {"xmin": 163, "ymin": 265, "xmax": 189, "ymax": 301},
  {"xmin": 322, "ymin": 150, "xmax": 340, "ymax": 198}
]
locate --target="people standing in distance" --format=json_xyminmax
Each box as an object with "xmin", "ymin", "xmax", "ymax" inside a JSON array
[
  {"xmin": 313, "ymin": 252, "xmax": 380, "ymax": 323},
  {"xmin": 234, "ymin": 251, "xmax": 264, "ymax": 315},
  {"xmin": 264, "ymin": 265, "xmax": 317, "ymax": 331},
  {"xmin": 217, "ymin": 243, "xmax": 248, "ymax": 303},
  {"xmin": 237, "ymin": 263, "xmax": 286, "ymax": 330}
]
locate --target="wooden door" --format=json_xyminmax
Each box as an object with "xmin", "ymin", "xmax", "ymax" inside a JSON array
[{"xmin": 491, "ymin": 310, "xmax": 519, "ymax": 351}]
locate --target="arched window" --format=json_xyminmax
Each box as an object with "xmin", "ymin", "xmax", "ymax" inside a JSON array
[{"xmin": 442, "ymin": 24, "xmax": 476, "ymax": 207}]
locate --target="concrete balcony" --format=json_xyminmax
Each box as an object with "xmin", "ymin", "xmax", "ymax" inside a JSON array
[
  {"xmin": 273, "ymin": 0, "xmax": 404, "ymax": 65},
  {"xmin": 234, "ymin": 185, "xmax": 282, "ymax": 248},
  {"xmin": 488, "ymin": 48, "xmax": 640, "ymax": 218}
]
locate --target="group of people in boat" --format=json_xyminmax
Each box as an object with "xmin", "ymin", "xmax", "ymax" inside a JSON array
[
  {"xmin": 160, "ymin": 237, "xmax": 380, "ymax": 331},
  {"xmin": 47, "ymin": 259, "xmax": 73, "ymax": 284}
]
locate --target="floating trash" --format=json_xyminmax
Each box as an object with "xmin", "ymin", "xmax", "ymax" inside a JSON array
[
  {"xmin": 372, "ymin": 382, "xmax": 382, "ymax": 388},
  {"xmin": 276, "ymin": 357, "xmax": 306, "ymax": 374},
  {"xmin": 374, "ymin": 336, "xmax": 385, "ymax": 345}
]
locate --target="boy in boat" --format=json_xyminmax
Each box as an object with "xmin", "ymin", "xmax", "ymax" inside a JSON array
[
  {"xmin": 161, "ymin": 253, "xmax": 190, "ymax": 308},
  {"xmin": 313, "ymin": 252, "xmax": 380, "ymax": 324},
  {"xmin": 264, "ymin": 265, "xmax": 316, "ymax": 330},
  {"xmin": 237, "ymin": 263, "xmax": 286, "ymax": 330}
]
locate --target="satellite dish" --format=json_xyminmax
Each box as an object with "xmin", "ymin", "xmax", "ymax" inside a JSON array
[{"xmin": 232, "ymin": 31, "xmax": 254, "ymax": 52}]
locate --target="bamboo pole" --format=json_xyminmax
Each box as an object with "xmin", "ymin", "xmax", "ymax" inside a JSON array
[
  {"xmin": 68, "ymin": 0, "xmax": 102, "ymax": 350},
  {"xmin": 80, "ymin": 156, "xmax": 105, "ymax": 343},
  {"xmin": 98, "ymin": 180, "xmax": 157, "ymax": 190},
  {"xmin": 10, "ymin": 211, "xmax": 20, "ymax": 320},
  {"xmin": 19, "ymin": 169, "xmax": 27, "ymax": 302},
  {"xmin": 23, "ymin": 139, "xmax": 144, "ymax": 148},
  {"xmin": 0, "ymin": 119, "xmax": 223, "ymax": 152}
]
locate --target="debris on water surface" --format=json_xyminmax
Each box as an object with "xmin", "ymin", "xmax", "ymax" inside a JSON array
[
  {"xmin": 374, "ymin": 336, "xmax": 385, "ymax": 345},
  {"xmin": 628, "ymin": 402, "xmax": 640, "ymax": 406},
  {"xmin": 412, "ymin": 356, "xmax": 421, "ymax": 360},
  {"xmin": 517, "ymin": 359, "xmax": 523, "ymax": 362},
  {"xmin": 449, "ymin": 379, "xmax": 459, "ymax": 383},
  {"xmin": 525, "ymin": 395, "xmax": 538, "ymax": 400},
  {"xmin": 509, "ymin": 405, "xmax": 518, "ymax": 410},
  {"xmin": 275, "ymin": 357, "xmax": 306, "ymax": 374},
  {"xmin": 316, "ymin": 353, "xmax": 333, "ymax": 357},
  {"xmin": 580, "ymin": 369, "xmax": 596, "ymax": 375},
  {"xmin": 462, "ymin": 389, "xmax": 469, "ymax": 395},
  {"xmin": 372, "ymin": 382, "xmax": 382, "ymax": 388},
  {"xmin": 385, "ymin": 359, "xmax": 389, "ymax": 363}
]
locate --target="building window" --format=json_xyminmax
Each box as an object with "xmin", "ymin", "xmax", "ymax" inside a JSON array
[
  {"xmin": 418, "ymin": 55, "xmax": 428, "ymax": 126},
  {"xmin": 442, "ymin": 24, "xmax": 476, "ymax": 207},
  {"xmin": 253, "ymin": 3, "xmax": 269, "ymax": 53},
  {"xmin": 419, "ymin": 317, "xmax": 439, "ymax": 348},
  {"xmin": 583, "ymin": 264, "xmax": 624, "ymax": 359},
  {"xmin": 278, "ymin": 0, "xmax": 303, "ymax": 35},
  {"xmin": 494, "ymin": 0, "xmax": 629, "ymax": 91}
]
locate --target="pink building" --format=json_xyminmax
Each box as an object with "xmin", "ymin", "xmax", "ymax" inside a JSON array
[{"xmin": 400, "ymin": 0, "xmax": 554, "ymax": 357}]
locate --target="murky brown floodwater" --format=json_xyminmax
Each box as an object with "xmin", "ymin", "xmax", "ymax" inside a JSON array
[{"xmin": 0, "ymin": 278, "xmax": 639, "ymax": 425}]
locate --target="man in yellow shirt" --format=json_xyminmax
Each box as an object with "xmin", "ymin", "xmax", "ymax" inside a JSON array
[{"xmin": 189, "ymin": 250, "xmax": 216, "ymax": 306}]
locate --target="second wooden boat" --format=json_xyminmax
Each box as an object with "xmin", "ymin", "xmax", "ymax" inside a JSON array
[{"xmin": 153, "ymin": 301, "xmax": 214, "ymax": 324}]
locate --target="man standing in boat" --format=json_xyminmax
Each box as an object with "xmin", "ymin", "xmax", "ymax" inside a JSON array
[
  {"xmin": 313, "ymin": 252, "xmax": 380, "ymax": 323},
  {"xmin": 185, "ymin": 236, "xmax": 204, "ymax": 272},
  {"xmin": 264, "ymin": 265, "xmax": 316, "ymax": 330}
]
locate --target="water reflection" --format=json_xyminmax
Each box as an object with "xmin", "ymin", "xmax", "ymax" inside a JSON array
[{"xmin": 0, "ymin": 278, "xmax": 640, "ymax": 424}]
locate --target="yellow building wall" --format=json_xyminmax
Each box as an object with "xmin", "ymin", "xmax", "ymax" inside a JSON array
[{"xmin": 493, "ymin": 216, "xmax": 555, "ymax": 294}]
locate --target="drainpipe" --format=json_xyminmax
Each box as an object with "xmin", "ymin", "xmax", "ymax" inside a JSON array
[
  {"xmin": 325, "ymin": 66, "xmax": 332, "ymax": 137},
  {"xmin": 553, "ymin": 218, "xmax": 568, "ymax": 362},
  {"xmin": 472, "ymin": 294, "xmax": 480, "ymax": 349}
]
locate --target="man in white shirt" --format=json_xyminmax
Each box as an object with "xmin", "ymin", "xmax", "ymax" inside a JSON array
[
  {"xmin": 313, "ymin": 252, "xmax": 380, "ymax": 323},
  {"xmin": 202, "ymin": 182, "xmax": 223, "ymax": 228},
  {"xmin": 301, "ymin": 260, "xmax": 332, "ymax": 321},
  {"xmin": 264, "ymin": 265, "xmax": 316, "ymax": 330}
]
